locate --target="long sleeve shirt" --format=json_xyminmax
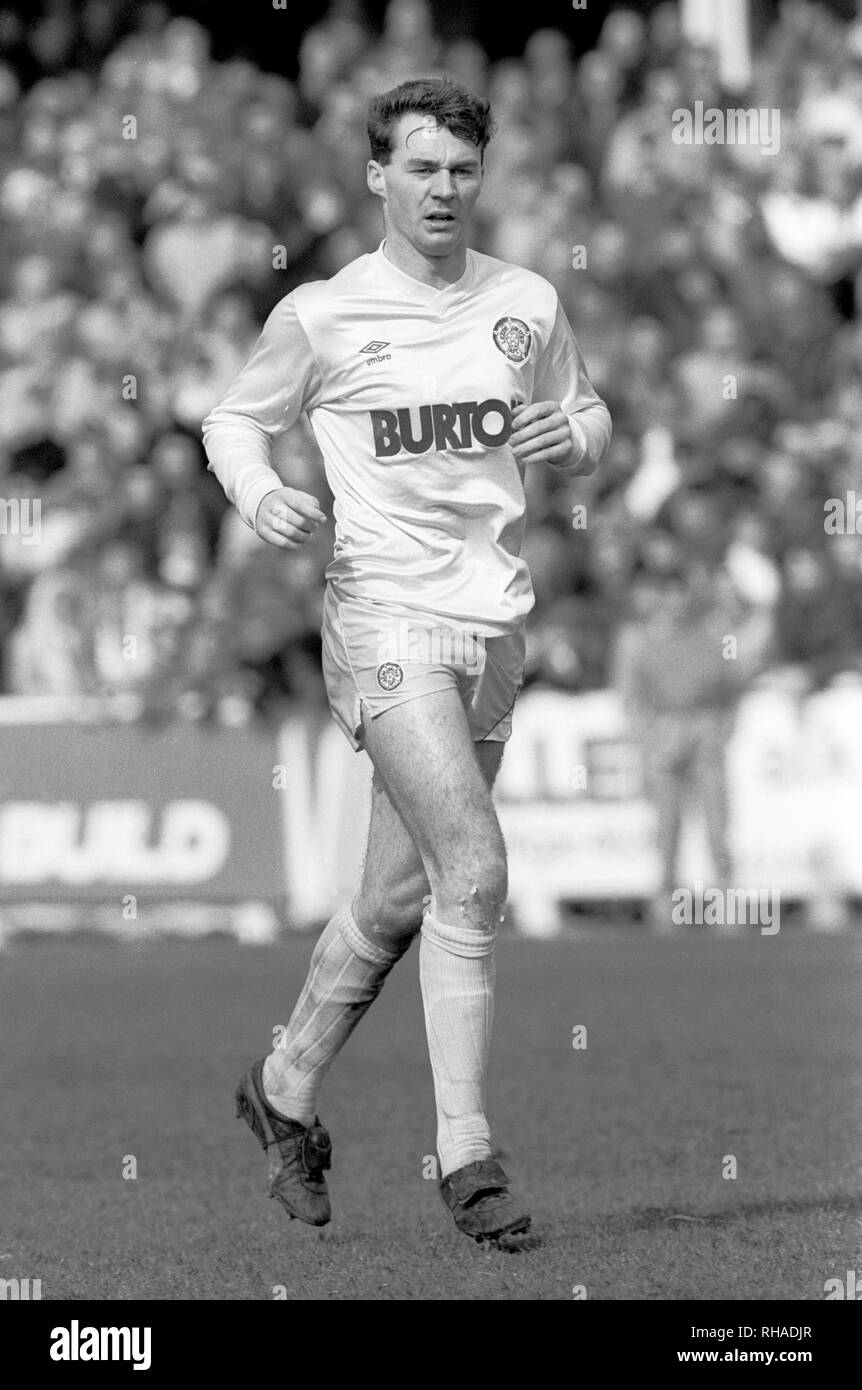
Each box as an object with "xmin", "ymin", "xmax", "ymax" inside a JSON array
[{"xmin": 202, "ymin": 241, "xmax": 611, "ymax": 637}]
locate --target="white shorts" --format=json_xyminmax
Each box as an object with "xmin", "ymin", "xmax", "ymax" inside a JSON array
[{"xmin": 320, "ymin": 583, "xmax": 526, "ymax": 753}]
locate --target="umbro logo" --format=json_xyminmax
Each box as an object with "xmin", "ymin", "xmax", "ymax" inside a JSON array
[{"xmin": 359, "ymin": 339, "xmax": 392, "ymax": 366}]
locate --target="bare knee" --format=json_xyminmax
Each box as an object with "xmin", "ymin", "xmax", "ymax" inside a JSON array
[
  {"xmin": 458, "ymin": 860, "xmax": 508, "ymax": 928},
  {"xmin": 433, "ymin": 853, "xmax": 508, "ymax": 933}
]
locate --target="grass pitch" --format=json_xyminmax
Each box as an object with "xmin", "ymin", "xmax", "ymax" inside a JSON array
[{"xmin": 2, "ymin": 926, "xmax": 860, "ymax": 1300}]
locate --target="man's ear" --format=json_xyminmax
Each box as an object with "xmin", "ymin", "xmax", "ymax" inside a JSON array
[{"xmin": 367, "ymin": 160, "xmax": 386, "ymax": 200}]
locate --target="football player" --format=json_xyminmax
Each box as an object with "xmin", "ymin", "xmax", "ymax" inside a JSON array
[{"xmin": 203, "ymin": 76, "xmax": 611, "ymax": 1249}]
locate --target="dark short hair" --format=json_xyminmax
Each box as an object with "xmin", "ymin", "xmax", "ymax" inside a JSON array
[{"xmin": 367, "ymin": 77, "xmax": 495, "ymax": 164}]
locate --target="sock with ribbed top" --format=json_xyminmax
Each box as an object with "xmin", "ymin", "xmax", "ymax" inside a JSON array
[
  {"xmin": 262, "ymin": 900, "xmax": 409, "ymax": 1125},
  {"xmin": 419, "ymin": 906, "xmax": 496, "ymax": 1178}
]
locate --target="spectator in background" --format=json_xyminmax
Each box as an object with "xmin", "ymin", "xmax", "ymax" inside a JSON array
[
  {"xmin": 7, "ymin": 563, "xmax": 95, "ymax": 695},
  {"xmin": 0, "ymin": 0, "xmax": 858, "ymax": 721},
  {"xmin": 613, "ymin": 550, "xmax": 777, "ymax": 932}
]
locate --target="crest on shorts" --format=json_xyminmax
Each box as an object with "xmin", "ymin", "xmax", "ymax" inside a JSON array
[
  {"xmin": 376, "ymin": 661, "xmax": 404, "ymax": 691},
  {"xmin": 492, "ymin": 316, "xmax": 532, "ymax": 363}
]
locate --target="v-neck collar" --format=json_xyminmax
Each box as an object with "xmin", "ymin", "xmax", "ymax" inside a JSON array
[{"xmin": 373, "ymin": 239, "xmax": 474, "ymax": 307}]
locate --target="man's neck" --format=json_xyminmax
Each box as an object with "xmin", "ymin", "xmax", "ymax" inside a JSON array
[{"xmin": 381, "ymin": 231, "xmax": 468, "ymax": 289}]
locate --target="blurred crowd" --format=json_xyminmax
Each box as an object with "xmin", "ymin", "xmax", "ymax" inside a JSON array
[{"xmin": 1, "ymin": 0, "xmax": 861, "ymax": 721}]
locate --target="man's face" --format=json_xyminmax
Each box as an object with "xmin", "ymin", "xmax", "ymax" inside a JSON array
[{"xmin": 367, "ymin": 114, "xmax": 483, "ymax": 258}]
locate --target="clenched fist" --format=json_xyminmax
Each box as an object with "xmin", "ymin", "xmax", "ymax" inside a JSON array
[
  {"xmin": 254, "ymin": 487, "xmax": 327, "ymax": 550},
  {"xmin": 509, "ymin": 400, "xmax": 577, "ymax": 468}
]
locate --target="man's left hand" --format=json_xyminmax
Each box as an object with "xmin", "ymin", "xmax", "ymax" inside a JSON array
[{"xmin": 509, "ymin": 400, "xmax": 578, "ymax": 467}]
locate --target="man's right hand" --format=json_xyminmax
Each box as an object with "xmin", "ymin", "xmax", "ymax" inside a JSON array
[{"xmin": 254, "ymin": 487, "xmax": 328, "ymax": 549}]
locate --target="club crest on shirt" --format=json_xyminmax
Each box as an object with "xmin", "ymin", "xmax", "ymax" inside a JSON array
[
  {"xmin": 492, "ymin": 316, "xmax": 532, "ymax": 363},
  {"xmin": 376, "ymin": 661, "xmax": 404, "ymax": 691}
]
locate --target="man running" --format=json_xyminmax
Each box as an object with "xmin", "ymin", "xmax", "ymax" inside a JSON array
[{"xmin": 202, "ymin": 76, "xmax": 611, "ymax": 1249}]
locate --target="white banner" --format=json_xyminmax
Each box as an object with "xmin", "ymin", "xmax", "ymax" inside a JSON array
[
  {"xmin": 4, "ymin": 686, "xmax": 853, "ymax": 932},
  {"xmin": 275, "ymin": 685, "xmax": 862, "ymax": 930}
]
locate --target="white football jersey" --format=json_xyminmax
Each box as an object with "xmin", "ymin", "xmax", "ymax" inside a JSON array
[{"xmin": 202, "ymin": 242, "xmax": 611, "ymax": 637}]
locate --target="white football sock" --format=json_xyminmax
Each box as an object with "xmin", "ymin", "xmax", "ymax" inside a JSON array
[
  {"xmin": 420, "ymin": 907, "xmax": 496, "ymax": 1178},
  {"xmin": 263, "ymin": 901, "xmax": 407, "ymax": 1126}
]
